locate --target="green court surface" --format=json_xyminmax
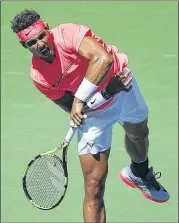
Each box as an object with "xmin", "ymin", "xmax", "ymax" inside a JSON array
[{"xmin": 1, "ymin": 2, "xmax": 178, "ymax": 222}]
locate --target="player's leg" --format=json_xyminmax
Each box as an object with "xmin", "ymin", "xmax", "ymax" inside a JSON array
[
  {"xmin": 77, "ymin": 116, "xmax": 113, "ymax": 223},
  {"xmin": 79, "ymin": 149, "xmax": 110, "ymax": 223},
  {"xmin": 118, "ymin": 71, "xmax": 169, "ymax": 202},
  {"xmin": 123, "ymin": 118, "xmax": 149, "ymax": 176},
  {"xmin": 121, "ymin": 118, "xmax": 150, "ymax": 179},
  {"xmin": 120, "ymin": 118, "xmax": 169, "ymax": 202}
]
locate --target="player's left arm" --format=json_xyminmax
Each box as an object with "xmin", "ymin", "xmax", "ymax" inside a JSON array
[{"xmin": 53, "ymin": 91, "xmax": 74, "ymax": 113}]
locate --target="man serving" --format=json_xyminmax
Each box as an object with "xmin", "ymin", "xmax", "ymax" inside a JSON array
[{"xmin": 11, "ymin": 9, "xmax": 169, "ymax": 223}]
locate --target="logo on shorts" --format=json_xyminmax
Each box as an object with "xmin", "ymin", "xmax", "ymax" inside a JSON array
[{"xmin": 87, "ymin": 142, "xmax": 95, "ymax": 148}]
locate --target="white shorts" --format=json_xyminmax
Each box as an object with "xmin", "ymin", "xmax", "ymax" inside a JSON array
[{"xmin": 77, "ymin": 72, "xmax": 149, "ymax": 155}]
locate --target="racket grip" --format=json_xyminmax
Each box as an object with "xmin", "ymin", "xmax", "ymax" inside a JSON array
[{"xmin": 64, "ymin": 127, "xmax": 77, "ymax": 144}]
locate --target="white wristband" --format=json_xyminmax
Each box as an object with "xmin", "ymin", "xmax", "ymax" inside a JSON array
[
  {"xmin": 87, "ymin": 92, "xmax": 108, "ymax": 109},
  {"xmin": 75, "ymin": 78, "xmax": 98, "ymax": 102}
]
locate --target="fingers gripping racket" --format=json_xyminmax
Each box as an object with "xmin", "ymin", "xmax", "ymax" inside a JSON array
[{"xmin": 22, "ymin": 127, "xmax": 77, "ymax": 210}]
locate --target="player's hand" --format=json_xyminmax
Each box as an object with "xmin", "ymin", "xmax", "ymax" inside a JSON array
[
  {"xmin": 106, "ymin": 68, "xmax": 133, "ymax": 96},
  {"xmin": 70, "ymin": 97, "xmax": 85, "ymax": 128}
]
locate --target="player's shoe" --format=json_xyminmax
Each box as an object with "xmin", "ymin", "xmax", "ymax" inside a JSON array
[{"xmin": 120, "ymin": 165, "xmax": 170, "ymax": 203}]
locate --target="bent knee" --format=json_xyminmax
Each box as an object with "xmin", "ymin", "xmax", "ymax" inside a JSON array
[{"xmin": 124, "ymin": 119, "xmax": 149, "ymax": 140}]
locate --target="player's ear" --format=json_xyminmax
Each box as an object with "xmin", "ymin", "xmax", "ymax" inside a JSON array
[
  {"xmin": 44, "ymin": 22, "xmax": 49, "ymax": 30},
  {"xmin": 19, "ymin": 40, "xmax": 27, "ymax": 48}
]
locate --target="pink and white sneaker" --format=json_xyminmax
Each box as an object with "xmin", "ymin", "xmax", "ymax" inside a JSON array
[{"xmin": 120, "ymin": 165, "xmax": 170, "ymax": 203}]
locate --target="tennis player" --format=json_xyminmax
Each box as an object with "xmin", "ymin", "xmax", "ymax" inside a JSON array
[{"xmin": 11, "ymin": 9, "xmax": 169, "ymax": 222}]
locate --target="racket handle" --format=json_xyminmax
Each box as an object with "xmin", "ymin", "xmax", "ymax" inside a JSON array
[{"xmin": 64, "ymin": 127, "xmax": 77, "ymax": 144}]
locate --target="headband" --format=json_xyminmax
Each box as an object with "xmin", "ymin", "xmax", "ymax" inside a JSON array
[{"xmin": 17, "ymin": 19, "xmax": 46, "ymax": 41}]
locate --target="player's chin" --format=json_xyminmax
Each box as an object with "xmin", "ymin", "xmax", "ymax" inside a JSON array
[{"xmin": 40, "ymin": 48, "xmax": 54, "ymax": 59}]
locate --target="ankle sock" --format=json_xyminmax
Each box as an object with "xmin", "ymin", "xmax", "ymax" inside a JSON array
[{"xmin": 130, "ymin": 158, "xmax": 149, "ymax": 178}]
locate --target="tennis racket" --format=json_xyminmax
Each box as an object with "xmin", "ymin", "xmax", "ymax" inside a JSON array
[{"xmin": 22, "ymin": 127, "xmax": 77, "ymax": 210}]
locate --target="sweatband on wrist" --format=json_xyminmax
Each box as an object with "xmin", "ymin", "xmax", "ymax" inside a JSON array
[
  {"xmin": 87, "ymin": 91, "xmax": 108, "ymax": 109},
  {"xmin": 75, "ymin": 78, "xmax": 98, "ymax": 102}
]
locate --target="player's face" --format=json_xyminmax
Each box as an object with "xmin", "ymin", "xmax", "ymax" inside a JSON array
[{"xmin": 24, "ymin": 28, "xmax": 55, "ymax": 60}]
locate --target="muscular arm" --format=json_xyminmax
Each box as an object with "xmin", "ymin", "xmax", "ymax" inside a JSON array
[
  {"xmin": 70, "ymin": 36, "xmax": 115, "ymax": 126},
  {"xmin": 79, "ymin": 36, "xmax": 113, "ymax": 85}
]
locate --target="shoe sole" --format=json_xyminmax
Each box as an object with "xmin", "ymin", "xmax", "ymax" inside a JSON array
[{"xmin": 120, "ymin": 171, "xmax": 169, "ymax": 203}]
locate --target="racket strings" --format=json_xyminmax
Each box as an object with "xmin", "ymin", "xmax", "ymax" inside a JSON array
[
  {"xmin": 25, "ymin": 155, "xmax": 66, "ymax": 208},
  {"xmin": 27, "ymin": 156, "xmax": 64, "ymax": 207}
]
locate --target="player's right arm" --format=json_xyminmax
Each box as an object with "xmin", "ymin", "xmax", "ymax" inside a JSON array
[
  {"xmin": 53, "ymin": 91, "xmax": 74, "ymax": 113},
  {"xmin": 32, "ymin": 68, "xmax": 132, "ymax": 115},
  {"xmin": 32, "ymin": 80, "xmax": 74, "ymax": 113}
]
